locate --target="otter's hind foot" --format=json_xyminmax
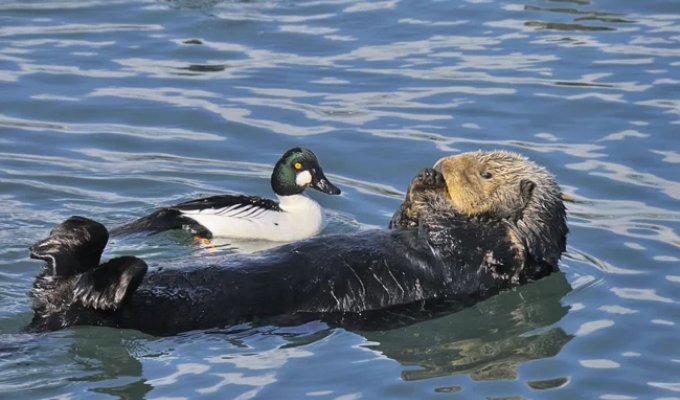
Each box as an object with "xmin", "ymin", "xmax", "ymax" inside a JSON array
[
  {"xmin": 74, "ymin": 256, "xmax": 148, "ymax": 311},
  {"xmin": 29, "ymin": 216, "xmax": 109, "ymax": 277}
]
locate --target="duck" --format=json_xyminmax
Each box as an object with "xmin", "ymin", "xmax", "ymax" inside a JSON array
[
  {"xmin": 111, "ymin": 147, "xmax": 341, "ymax": 241},
  {"xmin": 26, "ymin": 151, "xmax": 567, "ymax": 335}
]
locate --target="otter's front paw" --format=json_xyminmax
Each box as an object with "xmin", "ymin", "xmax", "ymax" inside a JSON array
[{"xmin": 410, "ymin": 168, "xmax": 446, "ymax": 192}]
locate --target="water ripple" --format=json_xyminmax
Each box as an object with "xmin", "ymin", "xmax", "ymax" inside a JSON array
[
  {"xmin": 0, "ymin": 114, "xmax": 224, "ymax": 141},
  {"xmin": 567, "ymin": 159, "xmax": 680, "ymax": 201},
  {"xmin": 89, "ymin": 86, "xmax": 334, "ymax": 136},
  {"xmin": 611, "ymin": 288, "xmax": 675, "ymax": 304},
  {"xmin": 574, "ymin": 319, "xmax": 615, "ymax": 336},
  {"xmin": 579, "ymin": 359, "xmax": 621, "ymax": 369},
  {"xmin": 0, "ymin": 0, "xmax": 145, "ymax": 11},
  {"xmin": 0, "ymin": 23, "xmax": 163, "ymax": 37}
]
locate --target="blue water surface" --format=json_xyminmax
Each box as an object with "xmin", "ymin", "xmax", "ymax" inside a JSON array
[{"xmin": 0, "ymin": 0, "xmax": 678, "ymax": 399}]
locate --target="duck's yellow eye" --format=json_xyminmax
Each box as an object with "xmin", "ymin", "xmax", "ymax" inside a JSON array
[{"xmin": 294, "ymin": 162, "xmax": 303, "ymax": 170}]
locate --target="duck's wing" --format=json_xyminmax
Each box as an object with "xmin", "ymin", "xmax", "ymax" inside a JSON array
[
  {"xmin": 110, "ymin": 195, "xmax": 281, "ymax": 237},
  {"xmin": 173, "ymin": 195, "xmax": 282, "ymax": 215}
]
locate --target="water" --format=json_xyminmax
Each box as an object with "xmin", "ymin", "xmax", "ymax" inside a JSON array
[{"xmin": 0, "ymin": 0, "xmax": 678, "ymax": 398}]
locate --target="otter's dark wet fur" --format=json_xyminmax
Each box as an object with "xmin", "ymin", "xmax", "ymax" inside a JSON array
[{"xmin": 25, "ymin": 151, "xmax": 568, "ymax": 335}]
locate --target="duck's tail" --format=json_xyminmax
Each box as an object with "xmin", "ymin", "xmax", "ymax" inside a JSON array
[
  {"xmin": 109, "ymin": 208, "xmax": 210, "ymax": 237},
  {"xmin": 28, "ymin": 216, "xmax": 148, "ymax": 331}
]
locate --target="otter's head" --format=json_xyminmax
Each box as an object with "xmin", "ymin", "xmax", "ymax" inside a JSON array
[{"xmin": 434, "ymin": 151, "xmax": 567, "ymax": 268}]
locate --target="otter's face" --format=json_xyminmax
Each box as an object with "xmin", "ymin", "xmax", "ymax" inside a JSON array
[{"xmin": 433, "ymin": 151, "xmax": 536, "ymax": 220}]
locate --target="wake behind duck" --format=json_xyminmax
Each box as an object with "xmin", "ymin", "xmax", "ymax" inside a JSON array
[{"xmin": 26, "ymin": 151, "xmax": 567, "ymax": 335}]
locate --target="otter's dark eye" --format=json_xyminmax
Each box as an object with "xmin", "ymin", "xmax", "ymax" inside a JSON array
[{"xmin": 480, "ymin": 171, "xmax": 492, "ymax": 179}]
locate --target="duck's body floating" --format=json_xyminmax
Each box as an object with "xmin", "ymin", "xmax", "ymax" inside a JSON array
[
  {"xmin": 111, "ymin": 148, "xmax": 340, "ymax": 241},
  {"xmin": 27, "ymin": 151, "xmax": 567, "ymax": 335}
]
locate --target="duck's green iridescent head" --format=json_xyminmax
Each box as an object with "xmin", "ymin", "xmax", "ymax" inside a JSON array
[{"xmin": 271, "ymin": 148, "xmax": 341, "ymax": 197}]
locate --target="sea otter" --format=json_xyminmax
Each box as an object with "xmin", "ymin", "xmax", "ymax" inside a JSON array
[{"xmin": 26, "ymin": 151, "xmax": 567, "ymax": 335}]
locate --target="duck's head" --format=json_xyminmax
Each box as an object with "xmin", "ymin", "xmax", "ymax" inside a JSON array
[{"xmin": 271, "ymin": 147, "xmax": 341, "ymax": 197}]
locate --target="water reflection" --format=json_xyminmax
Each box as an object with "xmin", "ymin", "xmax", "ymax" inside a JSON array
[
  {"xmin": 360, "ymin": 273, "xmax": 572, "ymax": 383},
  {"xmin": 65, "ymin": 329, "xmax": 154, "ymax": 399},
  {"xmin": 0, "ymin": 272, "xmax": 571, "ymax": 398},
  {"xmin": 0, "ymin": 329, "xmax": 153, "ymax": 399}
]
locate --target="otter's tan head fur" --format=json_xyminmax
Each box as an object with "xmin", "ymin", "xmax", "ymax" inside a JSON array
[{"xmin": 434, "ymin": 151, "xmax": 567, "ymax": 268}]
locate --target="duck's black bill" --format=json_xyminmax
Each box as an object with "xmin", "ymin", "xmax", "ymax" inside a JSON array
[{"xmin": 311, "ymin": 170, "xmax": 341, "ymax": 195}]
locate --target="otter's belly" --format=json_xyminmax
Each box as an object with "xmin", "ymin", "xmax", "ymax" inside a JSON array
[{"xmin": 98, "ymin": 226, "xmax": 516, "ymax": 335}]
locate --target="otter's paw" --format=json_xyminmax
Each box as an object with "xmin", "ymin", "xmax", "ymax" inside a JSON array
[
  {"xmin": 389, "ymin": 204, "xmax": 419, "ymax": 229},
  {"xmin": 410, "ymin": 168, "xmax": 446, "ymax": 192}
]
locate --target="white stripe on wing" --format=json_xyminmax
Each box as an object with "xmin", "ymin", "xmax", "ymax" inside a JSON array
[{"xmin": 181, "ymin": 203, "xmax": 275, "ymax": 221}]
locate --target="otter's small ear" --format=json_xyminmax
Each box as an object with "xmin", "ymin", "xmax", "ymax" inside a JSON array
[{"xmin": 520, "ymin": 180, "xmax": 536, "ymax": 204}]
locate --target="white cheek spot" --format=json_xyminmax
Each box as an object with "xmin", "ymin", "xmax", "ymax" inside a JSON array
[{"xmin": 296, "ymin": 170, "xmax": 312, "ymax": 187}]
